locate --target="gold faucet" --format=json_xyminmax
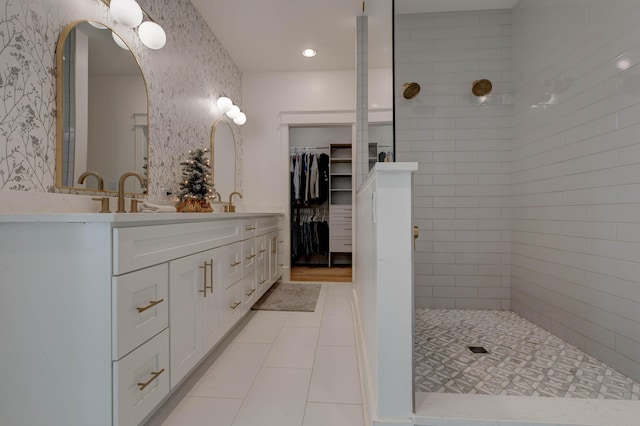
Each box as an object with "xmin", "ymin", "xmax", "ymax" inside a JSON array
[
  {"xmin": 212, "ymin": 190, "xmax": 222, "ymax": 202},
  {"xmin": 226, "ymin": 191, "xmax": 242, "ymax": 213},
  {"xmin": 77, "ymin": 171, "xmax": 104, "ymax": 190},
  {"xmin": 117, "ymin": 172, "xmax": 146, "ymax": 213}
]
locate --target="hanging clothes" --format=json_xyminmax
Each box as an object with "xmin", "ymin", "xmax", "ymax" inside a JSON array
[
  {"xmin": 290, "ymin": 149, "xmax": 329, "ymax": 205},
  {"xmin": 291, "ymin": 208, "xmax": 329, "ymax": 261},
  {"xmin": 317, "ymin": 153, "xmax": 329, "ymax": 205}
]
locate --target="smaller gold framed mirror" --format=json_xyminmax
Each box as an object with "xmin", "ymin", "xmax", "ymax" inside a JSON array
[{"xmin": 210, "ymin": 119, "xmax": 237, "ymax": 199}]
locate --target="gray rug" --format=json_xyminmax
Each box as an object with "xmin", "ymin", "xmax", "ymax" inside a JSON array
[{"xmin": 252, "ymin": 282, "xmax": 321, "ymax": 312}]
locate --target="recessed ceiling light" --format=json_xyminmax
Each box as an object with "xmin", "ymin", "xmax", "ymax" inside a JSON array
[{"xmin": 302, "ymin": 48, "xmax": 317, "ymax": 58}]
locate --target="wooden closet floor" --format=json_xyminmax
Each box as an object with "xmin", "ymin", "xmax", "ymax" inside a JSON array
[{"xmin": 290, "ymin": 266, "xmax": 352, "ymax": 282}]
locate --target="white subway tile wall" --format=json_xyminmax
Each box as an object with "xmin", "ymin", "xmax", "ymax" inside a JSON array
[
  {"xmin": 399, "ymin": 2, "xmax": 640, "ymax": 383},
  {"xmin": 511, "ymin": 0, "xmax": 640, "ymax": 382},
  {"xmin": 395, "ymin": 10, "xmax": 513, "ymax": 311}
]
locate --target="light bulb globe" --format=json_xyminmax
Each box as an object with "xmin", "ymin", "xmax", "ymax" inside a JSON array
[
  {"xmin": 110, "ymin": 0, "xmax": 143, "ymax": 28},
  {"xmin": 111, "ymin": 31, "xmax": 130, "ymax": 50},
  {"xmin": 233, "ymin": 112, "xmax": 247, "ymax": 126},
  {"xmin": 138, "ymin": 21, "xmax": 167, "ymax": 50},
  {"xmin": 226, "ymin": 105, "xmax": 241, "ymax": 119},
  {"xmin": 216, "ymin": 96, "xmax": 233, "ymax": 113}
]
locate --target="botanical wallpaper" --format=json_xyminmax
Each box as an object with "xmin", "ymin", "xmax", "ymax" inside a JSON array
[{"xmin": 0, "ymin": 0, "xmax": 243, "ymax": 198}]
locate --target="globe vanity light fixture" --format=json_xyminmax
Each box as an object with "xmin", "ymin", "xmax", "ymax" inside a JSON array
[
  {"xmin": 216, "ymin": 96, "xmax": 247, "ymax": 126},
  {"xmin": 102, "ymin": 0, "xmax": 167, "ymax": 50}
]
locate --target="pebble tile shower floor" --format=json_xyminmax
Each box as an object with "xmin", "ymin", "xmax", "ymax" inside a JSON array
[{"xmin": 414, "ymin": 309, "xmax": 640, "ymax": 399}]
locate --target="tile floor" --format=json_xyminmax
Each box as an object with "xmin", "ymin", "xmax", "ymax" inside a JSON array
[
  {"xmin": 415, "ymin": 309, "xmax": 640, "ymax": 400},
  {"xmin": 157, "ymin": 283, "xmax": 364, "ymax": 426}
]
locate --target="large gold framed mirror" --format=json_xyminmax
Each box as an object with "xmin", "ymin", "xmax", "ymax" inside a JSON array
[
  {"xmin": 55, "ymin": 21, "xmax": 149, "ymax": 194},
  {"xmin": 210, "ymin": 119, "xmax": 237, "ymax": 199}
]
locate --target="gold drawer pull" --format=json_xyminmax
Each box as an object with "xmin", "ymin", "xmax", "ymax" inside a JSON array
[
  {"xmin": 271, "ymin": 249, "xmax": 276, "ymax": 253},
  {"xmin": 245, "ymin": 226, "xmax": 256, "ymax": 231},
  {"xmin": 259, "ymin": 249, "xmax": 267, "ymax": 253},
  {"xmin": 230, "ymin": 261, "xmax": 241, "ymax": 267},
  {"xmin": 279, "ymin": 240, "xmax": 284, "ymax": 243},
  {"xmin": 246, "ymin": 254, "xmax": 256, "ymax": 260},
  {"xmin": 245, "ymin": 289, "xmax": 256, "ymax": 296},
  {"xmin": 344, "ymin": 228, "xmax": 352, "ymax": 231},
  {"xmin": 279, "ymin": 264, "xmax": 284, "ymax": 267},
  {"xmin": 136, "ymin": 299, "xmax": 164, "ymax": 313},
  {"xmin": 260, "ymin": 279, "xmax": 266, "ymax": 284},
  {"xmin": 345, "ymin": 243, "xmax": 353, "ymax": 246},
  {"xmin": 230, "ymin": 301, "xmax": 241, "ymax": 310},
  {"xmin": 137, "ymin": 368, "xmax": 165, "ymax": 391}
]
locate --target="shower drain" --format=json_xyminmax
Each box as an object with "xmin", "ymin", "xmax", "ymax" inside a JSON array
[{"xmin": 467, "ymin": 346, "xmax": 489, "ymax": 354}]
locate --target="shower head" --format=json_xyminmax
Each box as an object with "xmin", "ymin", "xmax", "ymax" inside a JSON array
[
  {"xmin": 402, "ymin": 82, "xmax": 421, "ymax": 99},
  {"xmin": 472, "ymin": 79, "xmax": 493, "ymax": 97}
]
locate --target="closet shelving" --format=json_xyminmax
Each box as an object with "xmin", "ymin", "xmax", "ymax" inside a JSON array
[{"xmin": 329, "ymin": 143, "xmax": 353, "ymax": 266}]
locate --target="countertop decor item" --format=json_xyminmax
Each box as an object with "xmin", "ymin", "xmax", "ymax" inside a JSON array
[{"xmin": 176, "ymin": 148, "xmax": 214, "ymax": 212}]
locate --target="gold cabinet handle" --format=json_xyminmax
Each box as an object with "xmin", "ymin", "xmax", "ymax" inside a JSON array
[
  {"xmin": 345, "ymin": 243, "xmax": 353, "ymax": 246},
  {"xmin": 138, "ymin": 368, "xmax": 165, "ymax": 391},
  {"xmin": 230, "ymin": 261, "xmax": 241, "ymax": 267},
  {"xmin": 245, "ymin": 226, "xmax": 256, "ymax": 231},
  {"xmin": 271, "ymin": 249, "xmax": 276, "ymax": 253},
  {"xmin": 279, "ymin": 240, "xmax": 284, "ymax": 243},
  {"xmin": 259, "ymin": 279, "xmax": 266, "ymax": 284},
  {"xmin": 259, "ymin": 249, "xmax": 266, "ymax": 254},
  {"xmin": 199, "ymin": 260, "xmax": 213, "ymax": 297},
  {"xmin": 279, "ymin": 264, "xmax": 284, "ymax": 267},
  {"xmin": 344, "ymin": 228, "xmax": 352, "ymax": 231},
  {"xmin": 230, "ymin": 301, "xmax": 241, "ymax": 310},
  {"xmin": 245, "ymin": 289, "xmax": 256, "ymax": 296},
  {"xmin": 246, "ymin": 254, "xmax": 256, "ymax": 260},
  {"xmin": 413, "ymin": 225, "xmax": 419, "ymax": 251},
  {"xmin": 136, "ymin": 299, "xmax": 165, "ymax": 313}
]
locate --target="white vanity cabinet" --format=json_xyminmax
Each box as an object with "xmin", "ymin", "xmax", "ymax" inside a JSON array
[
  {"xmin": 168, "ymin": 246, "xmax": 224, "ymax": 387},
  {"xmin": 0, "ymin": 213, "xmax": 283, "ymax": 426}
]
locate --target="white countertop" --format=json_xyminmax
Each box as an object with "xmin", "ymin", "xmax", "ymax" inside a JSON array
[{"xmin": 0, "ymin": 212, "xmax": 282, "ymax": 224}]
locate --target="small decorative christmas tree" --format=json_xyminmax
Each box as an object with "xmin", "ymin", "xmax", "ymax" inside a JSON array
[{"xmin": 176, "ymin": 148, "xmax": 214, "ymax": 212}]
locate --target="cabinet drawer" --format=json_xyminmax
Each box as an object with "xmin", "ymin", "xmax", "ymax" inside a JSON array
[
  {"xmin": 222, "ymin": 280, "xmax": 243, "ymax": 328},
  {"xmin": 221, "ymin": 242, "xmax": 243, "ymax": 288},
  {"xmin": 113, "ymin": 220, "xmax": 241, "ymax": 275},
  {"xmin": 330, "ymin": 213, "xmax": 352, "ymax": 223},
  {"xmin": 242, "ymin": 219, "xmax": 257, "ymax": 240},
  {"xmin": 330, "ymin": 205, "xmax": 353, "ymax": 215},
  {"xmin": 330, "ymin": 223, "xmax": 353, "ymax": 238},
  {"xmin": 112, "ymin": 264, "xmax": 169, "ymax": 360},
  {"xmin": 330, "ymin": 239, "xmax": 353, "ymax": 253},
  {"xmin": 242, "ymin": 240, "xmax": 257, "ymax": 277},
  {"xmin": 256, "ymin": 216, "xmax": 279, "ymax": 236},
  {"xmin": 242, "ymin": 272, "xmax": 258, "ymax": 313},
  {"xmin": 113, "ymin": 329, "xmax": 169, "ymax": 426}
]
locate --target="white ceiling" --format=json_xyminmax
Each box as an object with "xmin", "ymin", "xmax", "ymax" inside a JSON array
[{"xmin": 190, "ymin": 0, "xmax": 518, "ymax": 73}]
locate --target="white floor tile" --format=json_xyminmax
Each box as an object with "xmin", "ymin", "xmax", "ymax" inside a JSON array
[
  {"xmin": 233, "ymin": 311, "xmax": 287, "ymax": 343},
  {"xmin": 326, "ymin": 284, "xmax": 353, "ymax": 297},
  {"xmin": 264, "ymin": 327, "xmax": 320, "ymax": 368},
  {"xmin": 324, "ymin": 295, "xmax": 352, "ymax": 316},
  {"xmin": 303, "ymin": 402, "xmax": 364, "ymax": 426},
  {"xmin": 308, "ymin": 346, "xmax": 362, "ymax": 404},
  {"xmin": 162, "ymin": 397, "xmax": 242, "ymax": 426},
  {"xmin": 284, "ymin": 311, "xmax": 324, "ymax": 328},
  {"xmin": 188, "ymin": 342, "xmax": 271, "ymax": 399},
  {"xmin": 232, "ymin": 367, "xmax": 312, "ymax": 426},
  {"xmin": 318, "ymin": 315, "xmax": 356, "ymax": 346}
]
